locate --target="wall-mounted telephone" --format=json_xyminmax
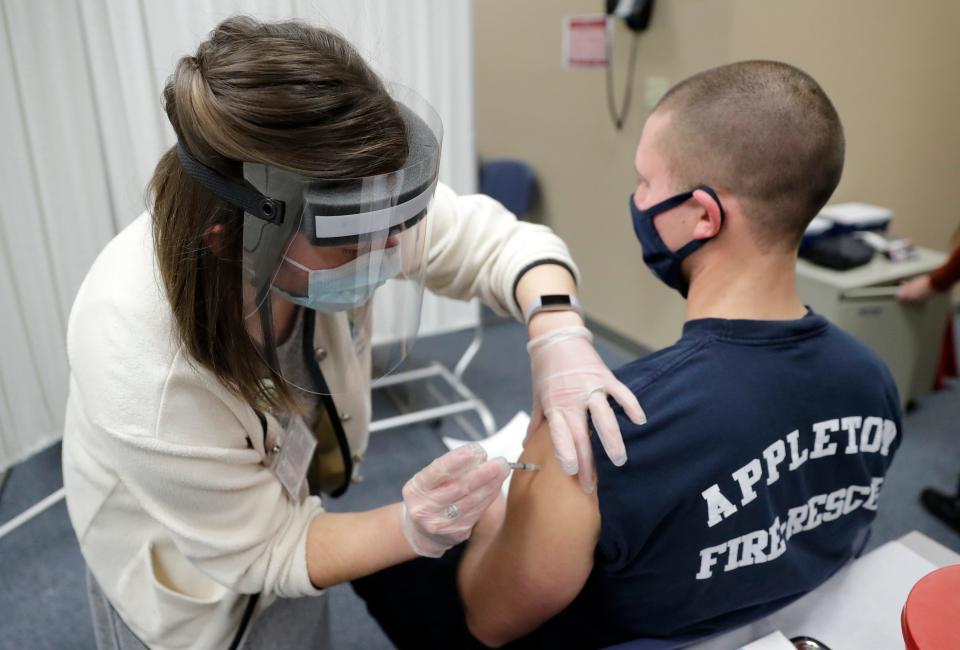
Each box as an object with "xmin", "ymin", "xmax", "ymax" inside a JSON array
[
  {"xmin": 603, "ymin": 0, "xmax": 654, "ymax": 129},
  {"xmin": 606, "ymin": 0, "xmax": 655, "ymax": 32}
]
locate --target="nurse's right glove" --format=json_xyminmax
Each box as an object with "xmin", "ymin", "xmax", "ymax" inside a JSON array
[{"xmin": 400, "ymin": 443, "xmax": 510, "ymax": 558}]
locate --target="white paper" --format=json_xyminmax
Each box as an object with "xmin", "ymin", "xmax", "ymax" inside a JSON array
[
  {"xmin": 690, "ymin": 540, "xmax": 939, "ymax": 650},
  {"xmin": 738, "ymin": 631, "xmax": 794, "ymax": 650},
  {"xmin": 443, "ymin": 411, "xmax": 531, "ymax": 494}
]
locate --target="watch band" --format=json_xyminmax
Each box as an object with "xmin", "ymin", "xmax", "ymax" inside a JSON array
[{"xmin": 524, "ymin": 294, "xmax": 583, "ymax": 326}]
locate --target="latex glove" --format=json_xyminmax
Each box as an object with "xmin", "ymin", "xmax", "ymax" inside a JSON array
[
  {"xmin": 527, "ymin": 325, "xmax": 646, "ymax": 492},
  {"xmin": 400, "ymin": 443, "xmax": 510, "ymax": 558}
]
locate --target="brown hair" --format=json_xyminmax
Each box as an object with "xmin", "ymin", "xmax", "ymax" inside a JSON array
[
  {"xmin": 150, "ymin": 16, "xmax": 408, "ymax": 410},
  {"xmin": 654, "ymin": 60, "xmax": 845, "ymax": 251}
]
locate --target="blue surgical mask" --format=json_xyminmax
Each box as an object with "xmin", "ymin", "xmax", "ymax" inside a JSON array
[
  {"xmin": 629, "ymin": 186, "xmax": 724, "ymax": 298},
  {"xmin": 273, "ymin": 246, "xmax": 403, "ymax": 313}
]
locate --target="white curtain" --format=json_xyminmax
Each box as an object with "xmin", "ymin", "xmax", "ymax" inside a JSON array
[{"xmin": 0, "ymin": 0, "xmax": 477, "ymax": 471}]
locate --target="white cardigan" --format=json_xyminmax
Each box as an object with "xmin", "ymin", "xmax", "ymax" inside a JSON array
[{"xmin": 62, "ymin": 183, "xmax": 578, "ymax": 650}]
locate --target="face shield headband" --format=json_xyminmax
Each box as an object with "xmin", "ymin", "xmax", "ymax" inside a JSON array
[{"xmin": 174, "ymin": 102, "xmax": 438, "ymax": 246}]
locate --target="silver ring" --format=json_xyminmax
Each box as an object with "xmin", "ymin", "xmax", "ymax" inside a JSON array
[
  {"xmin": 444, "ymin": 504, "xmax": 460, "ymax": 520},
  {"xmin": 585, "ymin": 385, "xmax": 606, "ymax": 401}
]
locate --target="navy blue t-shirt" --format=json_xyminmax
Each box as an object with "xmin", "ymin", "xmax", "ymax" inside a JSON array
[{"xmin": 531, "ymin": 310, "xmax": 901, "ymax": 648}]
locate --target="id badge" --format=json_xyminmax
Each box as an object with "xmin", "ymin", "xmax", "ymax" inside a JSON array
[{"xmin": 273, "ymin": 415, "xmax": 317, "ymax": 504}]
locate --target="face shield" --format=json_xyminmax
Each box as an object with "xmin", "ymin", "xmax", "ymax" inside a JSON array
[{"xmin": 177, "ymin": 85, "xmax": 442, "ymax": 396}]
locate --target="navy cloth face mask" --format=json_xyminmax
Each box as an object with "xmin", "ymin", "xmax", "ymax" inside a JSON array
[{"xmin": 630, "ymin": 185, "xmax": 725, "ymax": 298}]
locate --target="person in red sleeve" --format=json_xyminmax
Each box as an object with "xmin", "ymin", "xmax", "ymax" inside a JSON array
[
  {"xmin": 897, "ymin": 242, "xmax": 960, "ymax": 301},
  {"xmin": 898, "ymin": 239, "xmax": 960, "ymax": 533}
]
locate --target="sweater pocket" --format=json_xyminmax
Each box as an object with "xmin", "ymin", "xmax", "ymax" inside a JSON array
[{"xmin": 117, "ymin": 539, "xmax": 235, "ymax": 649}]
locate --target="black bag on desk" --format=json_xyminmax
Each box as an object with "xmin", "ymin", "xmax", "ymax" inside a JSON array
[{"xmin": 799, "ymin": 235, "xmax": 875, "ymax": 270}]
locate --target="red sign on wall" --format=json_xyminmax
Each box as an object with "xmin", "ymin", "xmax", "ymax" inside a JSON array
[{"xmin": 563, "ymin": 15, "xmax": 609, "ymax": 68}]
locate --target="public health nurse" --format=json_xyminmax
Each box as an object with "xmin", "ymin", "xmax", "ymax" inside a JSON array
[{"xmin": 61, "ymin": 16, "xmax": 645, "ymax": 650}]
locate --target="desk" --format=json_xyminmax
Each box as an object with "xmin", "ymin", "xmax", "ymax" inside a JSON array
[{"xmin": 687, "ymin": 532, "xmax": 960, "ymax": 650}]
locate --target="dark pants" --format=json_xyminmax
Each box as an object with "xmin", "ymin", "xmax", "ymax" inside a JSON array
[{"xmin": 351, "ymin": 544, "xmax": 492, "ymax": 649}]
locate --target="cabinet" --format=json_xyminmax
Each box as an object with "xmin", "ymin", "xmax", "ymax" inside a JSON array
[{"xmin": 796, "ymin": 247, "xmax": 949, "ymax": 407}]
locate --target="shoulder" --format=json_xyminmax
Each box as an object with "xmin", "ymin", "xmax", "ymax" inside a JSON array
[
  {"xmin": 67, "ymin": 213, "xmax": 251, "ymax": 442},
  {"xmin": 821, "ymin": 321, "xmax": 890, "ymax": 368},
  {"xmin": 593, "ymin": 336, "xmax": 717, "ymax": 481},
  {"xmin": 428, "ymin": 181, "xmax": 512, "ymax": 224},
  {"xmin": 818, "ymin": 321, "xmax": 901, "ymax": 403},
  {"xmin": 612, "ymin": 335, "xmax": 713, "ymax": 401},
  {"xmin": 68, "ymin": 214, "xmax": 175, "ymax": 389},
  {"xmin": 68, "ymin": 213, "xmax": 167, "ymax": 341},
  {"xmin": 429, "ymin": 181, "xmax": 458, "ymax": 210}
]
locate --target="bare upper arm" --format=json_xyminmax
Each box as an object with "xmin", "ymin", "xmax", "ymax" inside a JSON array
[{"xmin": 458, "ymin": 421, "xmax": 601, "ymax": 646}]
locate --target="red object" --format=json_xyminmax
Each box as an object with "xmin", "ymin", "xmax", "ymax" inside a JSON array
[
  {"xmin": 901, "ymin": 564, "xmax": 960, "ymax": 650},
  {"xmin": 934, "ymin": 316, "xmax": 957, "ymax": 391},
  {"xmin": 565, "ymin": 16, "xmax": 608, "ymax": 67}
]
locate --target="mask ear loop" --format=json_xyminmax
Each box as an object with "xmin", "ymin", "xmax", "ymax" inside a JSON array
[
  {"xmin": 282, "ymin": 256, "xmax": 312, "ymax": 273},
  {"xmin": 645, "ymin": 185, "xmax": 726, "ymax": 260},
  {"xmin": 640, "ymin": 190, "xmax": 696, "ymax": 217}
]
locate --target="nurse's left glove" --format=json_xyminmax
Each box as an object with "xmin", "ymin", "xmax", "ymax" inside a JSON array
[
  {"xmin": 400, "ymin": 444, "xmax": 510, "ymax": 558},
  {"xmin": 528, "ymin": 325, "xmax": 647, "ymax": 492}
]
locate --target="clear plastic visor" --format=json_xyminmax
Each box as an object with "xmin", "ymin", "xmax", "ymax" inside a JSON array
[{"xmin": 239, "ymin": 86, "xmax": 442, "ymax": 397}]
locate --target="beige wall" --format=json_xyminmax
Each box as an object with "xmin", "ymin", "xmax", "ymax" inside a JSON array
[{"xmin": 474, "ymin": 0, "xmax": 960, "ymax": 350}]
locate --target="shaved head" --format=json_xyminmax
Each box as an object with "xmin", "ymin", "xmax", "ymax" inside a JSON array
[{"xmin": 653, "ymin": 61, "xmax": 844, "ymax": 251}]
